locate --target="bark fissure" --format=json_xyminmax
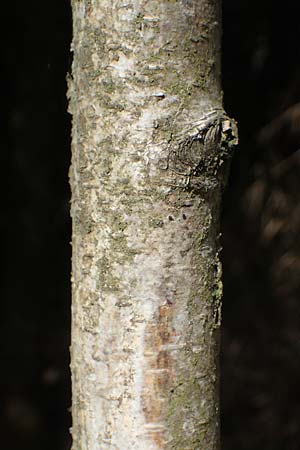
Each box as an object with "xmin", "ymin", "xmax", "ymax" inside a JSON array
[{"xmin": 69, "ymin": 1, "xmax": 237, "ymax": 449}]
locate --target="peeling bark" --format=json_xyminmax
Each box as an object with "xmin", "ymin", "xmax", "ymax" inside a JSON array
[{"xmin": 69, "ymin": 1, "xmax": 237, "ymax": 449}]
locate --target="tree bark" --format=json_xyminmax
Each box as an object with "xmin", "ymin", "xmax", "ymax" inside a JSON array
[{"xmin": 68, "ymin": 1, "xmax": 237, "ymax": 449}]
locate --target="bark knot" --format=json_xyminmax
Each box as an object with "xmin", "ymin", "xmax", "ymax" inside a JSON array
[{"xmin": 167, "ymin": 110, "xmax": 238, "ymax": 192}]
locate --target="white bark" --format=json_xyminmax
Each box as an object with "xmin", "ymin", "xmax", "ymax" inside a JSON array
[{"xmin": 69, "ymin": 1, "xmax": 236, "ymax": 449}]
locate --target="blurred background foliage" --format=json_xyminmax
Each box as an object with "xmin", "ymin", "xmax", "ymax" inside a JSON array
[
  {"xmin": 221, "ymin": 1, "xmax": 300, "ymax": 449},
  {"xmin": 0, "ymin": 1, "xmax": 299, "ymax": 449}
]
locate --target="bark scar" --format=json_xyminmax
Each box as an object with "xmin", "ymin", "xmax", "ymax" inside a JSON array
[{"xmin": 143, "ymin": 304, "xmax": 176, "ymax": 448}]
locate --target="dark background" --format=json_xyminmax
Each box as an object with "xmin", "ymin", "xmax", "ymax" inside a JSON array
[{"xmin": 0, "ymin": 1, "xmax": 299, "ymax": 449}]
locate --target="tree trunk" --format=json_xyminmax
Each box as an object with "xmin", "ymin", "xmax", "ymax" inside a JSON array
[{"xmin": 68, "ymin": 1, "xmax": 237, "ymax": 449}]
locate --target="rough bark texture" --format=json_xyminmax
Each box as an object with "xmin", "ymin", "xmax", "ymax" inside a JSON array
[{"xmin": 68, "ymin": 1, "xmax": 236, "ymax": 449}]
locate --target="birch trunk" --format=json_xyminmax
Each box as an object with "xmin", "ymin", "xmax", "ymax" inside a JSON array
[{"xmin": 68, "ymin": 1, "xmax": 237, "ymax": 449}]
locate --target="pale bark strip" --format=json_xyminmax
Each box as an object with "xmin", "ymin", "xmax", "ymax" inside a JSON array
[{"xmin": 69, "ymin": 1, "xmax": 236, "ymax": 449}]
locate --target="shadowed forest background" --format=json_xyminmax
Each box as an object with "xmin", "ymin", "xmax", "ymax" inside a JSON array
[{"xmin": 1, "ymin": 1, "xmax": 299, "ymax": 449}]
